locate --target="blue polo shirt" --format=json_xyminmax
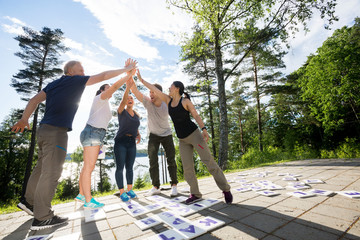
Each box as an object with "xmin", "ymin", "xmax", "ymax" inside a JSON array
[{"xmin": 40, "ymin": 75, "xmax": 89, "ymax": 131}]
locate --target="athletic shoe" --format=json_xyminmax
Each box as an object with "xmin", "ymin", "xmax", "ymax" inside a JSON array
[
  {"xmin": 74, "ymin": 194, "xmax": 85, "ymax": 203},
  {"xmin": 17, "ymin": 199, "xmax": 33, "ymax": 216},
  {"xmin": 185, "ymin": 194, "xmax": 202, "ymax": 205},
  {"xmin": 145, "ymin": 187, "xmax": 161, "ymax": 196},
  {"xmin": 30, "ymin": 215, "xmax": 68, "ymax": 231},
  {"xmin": 126, "ymin": 189, "xmax": 137, "ymax": 199},
  {"xmin": 170, "ymin": 185, "xmax": 178, "ymax": 197},
  {"xmin": 120, "ymin": 192, "xmax": 130, "ymax": 202},
  {"xmin": 83, "ymin": 198, "xmax": 105, "ymax": 209},
  {"xmin": 223, "ymin": 191, "xmax": 233, "ymax": 204}
]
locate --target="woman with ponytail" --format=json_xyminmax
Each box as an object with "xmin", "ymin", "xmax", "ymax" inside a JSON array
[
  {"xmin": 75, "ymin": 59, "xmax": 137, "ymax": 209},
  {"xmin": 136, "ymin": 70, "xmax": 232, "ymax": 205}
]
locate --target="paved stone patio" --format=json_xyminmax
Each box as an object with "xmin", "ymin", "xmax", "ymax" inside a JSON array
[{"xmin": 1, "ymin": 158, "xmax": 359, "ymax": 240}]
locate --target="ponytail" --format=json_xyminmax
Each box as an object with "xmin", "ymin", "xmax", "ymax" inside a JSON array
[
  {"xmin": 183, "ymin": 92, "xmax": 191, "ymax": 100},
  {"xmin": 96, "ymin": 84, "xmax": 109, "ymax": 96}
]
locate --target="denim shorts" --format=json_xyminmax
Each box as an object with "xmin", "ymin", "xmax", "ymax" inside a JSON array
[{"xmin": 80, "ymin": 124, "xmax": 106, "ymax": 147}]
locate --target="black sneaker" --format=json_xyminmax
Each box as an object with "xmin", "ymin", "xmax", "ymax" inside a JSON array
[
  {"xmin": 185, "ymin": 194, "xmax": 202, "ymax": 205},
  {"xmin": 223, "ymin": 191, "xmax": 233, "ymax": 204},
  {"xmin": 30, "ymin": 215, "xmax": 68, "ymax": 231},
  {"xmin": 17, "ymin": 199, "xmax": 34, "ymax": 215}
]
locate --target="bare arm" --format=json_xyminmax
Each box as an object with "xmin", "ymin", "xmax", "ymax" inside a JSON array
[
  {"xmin": 137, "ymin": 69, "xmax": 171, "ymax": 104},
  {"xmin": 184, "ymin": 98, "xmax": 209, "ymax": 142},
  {"xmin": 86, "ymin": 58, "xmax": 137, "ymax": 86},
  {"xmin": 117, "ymin": 80, "xmax": 133, "ymax": 114},
  {"xmin": 100, "ymin": 74, "xmax": 132, "ymax": 100},
  {"xmin": 129, "ymin": 78, "xmax": 144, "ymax": 103},
  {"xmin": 11, "ymin": 90, "xmax": 47, "ymax": 133}
]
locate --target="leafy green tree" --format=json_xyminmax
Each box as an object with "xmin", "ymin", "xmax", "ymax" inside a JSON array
[
  {"xmin": 133, "ymin": 174, "xmax": 146, "ymax": 189},
  {"xmin": 233, "ymin": 19, "xmax": 286, "ymax": 151},
  {"xmin": 168, "ymin": 0, "xmax": 337, "ymax": 169},
  {"xmin": 180, "ymin": 26, "xmax": 218, "ymax": 157},
  {"xmin": 0, "ymin": 110, "xmax": 31, "ymax": 202},
  {"xmin": 11, "ymin": 26, "xmax": 68, "ymax": 199},
  {"xmin": 297, "ymin": 18, "xmax": 360, "ymax": 137}
]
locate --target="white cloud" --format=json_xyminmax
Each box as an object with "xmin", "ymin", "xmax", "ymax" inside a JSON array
[
  {"xmin": 63, "ymin": 38, "xmax": 84, "ymax": 51},
  {"xmin": 73, "ymin": 0, "xmax": 194, "ymax": 62},
  {"xmin": 1, "ymin": 16, "xmax": 26, "ymax": 35}
]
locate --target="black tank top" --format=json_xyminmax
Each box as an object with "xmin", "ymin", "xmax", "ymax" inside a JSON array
[{"xmin": 168, "ymin": 97, "xmax": 198, "ymax": 139}]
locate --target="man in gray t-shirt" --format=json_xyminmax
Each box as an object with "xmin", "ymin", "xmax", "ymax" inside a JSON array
[{"xmin": 130, "ymin": 77, "xmax": 178, "ymax": 197}]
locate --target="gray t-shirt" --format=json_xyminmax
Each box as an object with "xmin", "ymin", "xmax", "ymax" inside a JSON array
[{"xmin": 143, "ymin": 97, "xmax": 172, "ymax": 137}]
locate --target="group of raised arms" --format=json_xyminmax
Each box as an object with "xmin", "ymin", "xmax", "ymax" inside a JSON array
[{"xmin": 11, "ymin": 58, "xmax": 232, "ymax": 231}]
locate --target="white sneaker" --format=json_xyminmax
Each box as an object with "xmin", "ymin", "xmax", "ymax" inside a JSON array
[
  {"xmin": 170, "ymin": 185, "xmax": 178, "ymax": 197},
  {"xmin": 145, "ymin": 187, "xmax": 161, "ymax": 196}
]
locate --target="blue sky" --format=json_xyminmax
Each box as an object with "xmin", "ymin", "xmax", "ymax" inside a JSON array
[{"xmin": 0, "ymin": 0, "xmax": 359, "ymax": 152}]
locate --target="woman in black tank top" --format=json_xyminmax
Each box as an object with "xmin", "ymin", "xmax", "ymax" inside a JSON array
[{"xmin": 136, "ymin": 70, "xmax": 233, "ymax": 205}]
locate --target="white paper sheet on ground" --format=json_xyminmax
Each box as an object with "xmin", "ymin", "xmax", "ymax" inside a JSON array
[
  {"xmin": 250, "ymin": 186, "xmax": 266, "ymax": 191},
  {"xmin": 235, "ymin": 179, "xmax": 248, "ymax": 183},
  {"xmin": 187, "ymin": 202, "xmax": 207, "ymax": 211},
  {"xmin": 134, "ymin": 215, "xmax": 162, "ymax": 230},
  {"xmin": 144, "ymin": 203, "xmax": 164, "ymax": 212},
  {"xmin": 282, "ymin": 177, "xmax": 298, "ymax": 181},
  {"xmin": 146, "ymin": 195, "xmax": 169, "ymax": 202},
  {"xmin": 241, "ymin": 183, "xmax": 256, "ymax": 187},
  {"xmin": 235, "ymin": 187, "xmax": 252, "ymax": 193},
  {"xmin": 266, "ymin": 184, "xmax": 285, "ymax": 190},
  {"xmin": 303, "ymin": 179, "xmax": 324, "ymax": 184},
  {"xmin": 52, "ymin": 232, "xmax": 81, "ymax": 240},
  {"xmin": 156, "ymin": 211, "xmax": 206, "ymax": 239},
  {"xmin": 103, "ymin": 203, "xmax": 122, "ymax": 213},
  {"xmin": 84, "ymin": 208, "xmax": 106, "ymax": 222},
  {"xmin": 120, "ymin": 201, "xmax": 149, "ymax": 217},
  {"xmin": 147, "ymin": 229, "xmax": 187, "ymax": 240},
  {"xmin": 63, "ymin": 210, "xmax": 84, "ymax": 220},
  {"xmin": 287, "ymin": 191, "xmax": 315, "ymax": 198},
  {"xmin": 196, "ymin": 198, "xmax": 220, "ymax": 208},
  {"xmin": 256, "ymin": 180, "xmax": 273, "ymax": 185},
  {"xmin": 193, "ymin": 216, "xmax": 225, "ymax": 231},
  {"xmin": 288, "ymin": 182, "xmax": 306, "ymax": 186},
  {"xmin": 337, "ymin": 190, "xmax": 360, "ymax": 199},
  {"xmin": 256, "ymin": 190, "xmax": 280, "ymax": 197},
  {"xmin": 168, "ymin": 204, "xmax": 196, "ymax": 217},
  {"xmin": 308, "ymin": 189, "xmax": 334, "ymax": 196},
  {"xmin": 26, "ymin": 234, "xmax": 53, "ymax": 240},
  {"xmin": 288, "ymin": 174, "xmax": 302, "ymax": 177},
  {"xmin": 287, "ymin": 185, "xmax": 311, "ymax": 190},
  {"xmin": 171, "ymin": 196, "xmax": 188, "ymax": 203},
  {"xmin": 227, "ymin": 179, "xmax": 236, "ymax": 183}
]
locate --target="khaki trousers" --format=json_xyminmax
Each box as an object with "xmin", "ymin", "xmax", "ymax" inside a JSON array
[
  {"xmin": 179, "ymin": 129, "xmax": 230, "ymax": 198},
  {"xmin": 25, "ymin": 124, "xmax": 68, "ymax": 220}
]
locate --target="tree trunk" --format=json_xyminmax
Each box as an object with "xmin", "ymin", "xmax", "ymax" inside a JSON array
[
  {"xmin": 203, "ymin": 58, "xmax": 217, "ymax": 158},
  {"xmin": 252, "ymin": 52, "xmax": 263, "ymax": 152},
  {"xmin": 214, "ymin": 31, "xmax": 228, "ymax": 170},
  {"xmin": 238, "ymin": 110, "xmax": 245, "ymax": 153}
]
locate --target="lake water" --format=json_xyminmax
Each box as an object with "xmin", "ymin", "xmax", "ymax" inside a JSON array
[{"xmin": 61, "ymin": 155, "xmax": 171, "ymax": 190}]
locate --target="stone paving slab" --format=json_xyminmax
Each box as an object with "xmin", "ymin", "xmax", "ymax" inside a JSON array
[{"xmin": 1, "ymin": 158, "xmax": 360, "ymax": 240}]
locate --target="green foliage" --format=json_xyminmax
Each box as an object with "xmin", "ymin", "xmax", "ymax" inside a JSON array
[
  {"xmin": 98, "ymin": 176, "xmax": 112, "ymax": 192},
  {"xmin": 321, "ymin": 138, "xmax": 360, "ymax": 159},
  {"xmin": 297, "ymin": 18, "xmax": 360, "ymax": 135},
  {"xmin": 0, "ymin": 110, "xmax": 33, "ymax": 203},
  {"xmin": 54, "ymin": 178, "xmax": 79, "ymax": 200},
  {"xmin": 133, "ymin": 174, "xmax": 146, "ymax": 189}
]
